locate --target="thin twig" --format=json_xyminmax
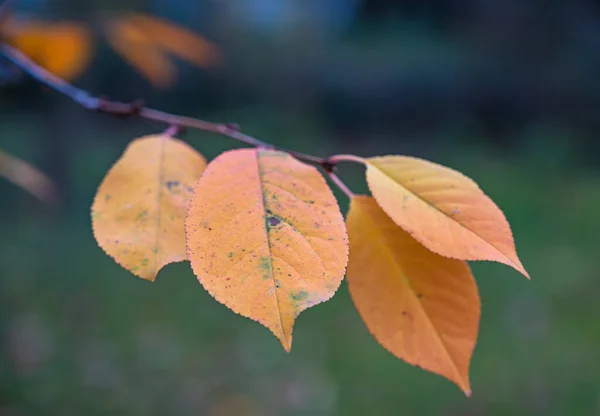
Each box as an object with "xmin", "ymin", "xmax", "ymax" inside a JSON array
[{"xmin": 0, "ymin": 42, "xmax": 361, "ymax": 197}]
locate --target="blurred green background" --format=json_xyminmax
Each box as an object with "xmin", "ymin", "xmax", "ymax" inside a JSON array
[{"xmin": 2, "ymin": 1, "xmax": 600, "ymax": 415}]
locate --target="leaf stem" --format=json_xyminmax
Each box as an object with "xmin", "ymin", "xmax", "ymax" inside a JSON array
[
  {"xmin": 327, "ymin": 171, "xmax": 354, "ymax": 199},
  {"xmin": 328, "ymin": 154, "xmax": 367, "ymax": 165},
  {"xmin": 0, "ymin": 42, "xmax": 360, "ymax": 197},
  {"xmin": 163, "ymin": 124, "xmax": 185, "ymax": 137}
]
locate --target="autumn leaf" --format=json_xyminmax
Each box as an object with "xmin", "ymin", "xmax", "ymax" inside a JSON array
[
  {"xmin": 127, "ymin": 14, "xmax": 219, "ymax": 69},
  {"xmin": 0, "ymin": 147, "xmax": 57, "ymax": 205},
  {"xmin": 186, "ymin": 148, "xmax": 348, "ymax": 351},
  {"xmin": 103, "ymin": 17, "xmax": 175, "ymax": 88},
  {"xmin": 91, "ymin": 134, "xmax": 206, "ymax": 281},
  {"xmin": 365, "ymin": 156, "xmax": 528, "ymax": 277},
  {"xmin": 1, "ymin": 17, "xmax": 92, "ymax": 80},
  {"xmin": 103, "ymin": 13, "xmax": 219, "ymax": 88},
  {"xmin": 346, "ymin": 196, "xmax": 480, "ymax": 395}
]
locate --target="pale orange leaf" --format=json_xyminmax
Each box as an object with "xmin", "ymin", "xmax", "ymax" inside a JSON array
[
  {"xmin": 0, "ymin": 148, "xmax": 57, "ymax": 205},
  {"xmin": 91, "ymin": 135, "xmax": 206, "ymax": 281},
  {"xmin": 3, "ymin": 17, "xmax": 92, "ymax": 80},
  {"xmin": 128, "ymin": 13, "xmax": 219, "ymax": 69},
  {"xmin": 346, "ymin": 196, "xmax": 480, "ymax": 395},
  {"xmin": 365, "ymin": 156, "xmax": 528, "ymax": 277},
  {"xmin": 103, "ymin": 17, "xmax": 175, "ymax": 88},
  {"xmin": 186, "ymin": 148, "xmax": 348, "ymax": 351}
]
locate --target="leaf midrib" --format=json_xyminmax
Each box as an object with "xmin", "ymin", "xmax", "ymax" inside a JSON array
[
  {"xmin": 256, "ymin": 150, "xmax": 287, "ymax": 348},
  {"xmin": 370, "ymin": 162, "xmax": 516, "ymax": 266},
  {"xmin": 358, "ymin": 201, "xmax": 467, "ymax": 390}
]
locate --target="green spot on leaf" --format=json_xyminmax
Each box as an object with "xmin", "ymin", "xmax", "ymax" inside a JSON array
[
  {"xmin": 291, "ymin": 290, "xmax": 308, "ymax": 302},
  {"xmin": 259, "ymin": 257, "xmax": 271, "ymax": 279},
  {"xmin": 135, "ymin": 210, "xmax": 148, "ymax": 221}
]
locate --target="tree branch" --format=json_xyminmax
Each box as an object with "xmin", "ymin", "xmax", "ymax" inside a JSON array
[{"xmin": 0, "ymin": 42, "xmax": 356, "ymax": 196}]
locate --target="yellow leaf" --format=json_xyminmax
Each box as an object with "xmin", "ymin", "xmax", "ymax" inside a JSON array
[
  {"xmin": 0, "ymin": 148, "xmax": 57, "ymax": 205},
  {"xmin": 103, "ymin": 17, "xmax": 175, "ymax": 88},
  {"xmin": 346, "ymin": 196, "xmax": 480, "ymax": 395},
  {"xmin": 186, "ymin": 148, "xmax": 348, "ymax": 351},
  {"xmin": 3, "ymin": 17, "xmax": 92, "ymax": 80},
  {"xmin": 366, "ymin": 156, "xmax": 528, "ymax": 277},
  {"xmin": 128, "ymin": 13, "xmax": 219, "ymax": 69},
  {"xmin": 91, "ymin": 135, "xmax": 206, "ymax": 281}
]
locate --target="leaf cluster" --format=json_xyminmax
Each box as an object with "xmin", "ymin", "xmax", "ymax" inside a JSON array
[{"xmin": 91, "ymin": 133, "xmax": 528, "ymax": 396}]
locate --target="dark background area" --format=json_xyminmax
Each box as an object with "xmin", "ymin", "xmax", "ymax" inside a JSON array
[{"xmin": 1, "ymin": 1, "xmax": 600, "ymax": 415}]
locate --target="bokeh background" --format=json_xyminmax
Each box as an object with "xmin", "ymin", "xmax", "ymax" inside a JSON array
[{"xmin": 2, "ymin": 1, "xmax": 600, "ymax": 415}]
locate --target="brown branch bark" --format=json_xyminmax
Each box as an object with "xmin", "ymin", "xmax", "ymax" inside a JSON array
[{"xmin": 0, "ymin": 42, "xmax": 354, "ymax": 196}]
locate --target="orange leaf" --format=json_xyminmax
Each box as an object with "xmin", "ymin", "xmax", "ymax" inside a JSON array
[
  {"xmin": 91, "ymin": 135, "xmax": 206, "ymax": 281},
  {"xmin": 0, "ymin": 148, "xmax": 57, "ymax": 205},
  {"xmin": 365, "ymin": 156, "xmax": 528, "ymax": 277},
  {"xmin": 128, "ymin": 13, "xmax": 219, "ymax": 69},
  {"xmin": 3, "ymin": 17, "xmax": 92, "ymax": 80},
  {"xmin": 103, "ymin": 17, "xmax": 175, "ymax": 88},
  {"xmin": 186, "ymin": 149, "xmax": 348, "ymax": 351},
  {"xmin": 346, "ymin": 196, "xmax": 480, "ymax": 395}
]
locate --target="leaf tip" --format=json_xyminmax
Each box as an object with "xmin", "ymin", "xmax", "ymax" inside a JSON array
[
  {"xmin": 510, "ymin": 258, "xmax": 530, "ymax": 279},
  {"xmin": 136, "ymin": 270, "xmax": 158, "ymax": 282},
  {"xmin": 281, "ymin": 339, "xmax": 292, "ymax": 353},
  {"xmin": 274, "ymin": 326, "xmax": 293, "ymax": 353},
  {"xmin": 455, "ymin": 375, "xmax": 472, "ymax": 397}
]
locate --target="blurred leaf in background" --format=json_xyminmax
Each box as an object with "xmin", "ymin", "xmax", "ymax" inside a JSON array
[
  {"xmin": 1, "ymin": 16, "xmax": 92, "ymax": 80},
  {"xmin": 1, "ymin": 11, "xmax": 219, "ymax": 87},
  {"xmin": 0, "ymin": 147, "xmax": 57, "ymax": 205}
]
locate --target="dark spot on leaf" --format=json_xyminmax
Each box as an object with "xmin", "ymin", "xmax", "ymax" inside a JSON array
[
  {"xmin": 227, "ymin": 252, "xmax": 234, "ymax": 258},
  {"xmin": 275, "ymin": 279, "xmax": 282, "ymax": 288},
  {"xmin": 166, "ymin": 180, "xmax": 180, "ymax": 190},
  {"xmin": 268, "ymin": 216, "xmax": 280, "ymax": 226},
  {"xmin": 104, "ymin": 194, "xmax": 111, "ymax": 202},
  {"xmin": 141, "ymin": 258, "xmax": 149, "ymax": 266},
  {"xmin": 417, "ymin": 293, "xmax": 424, "ymax": 299}
]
